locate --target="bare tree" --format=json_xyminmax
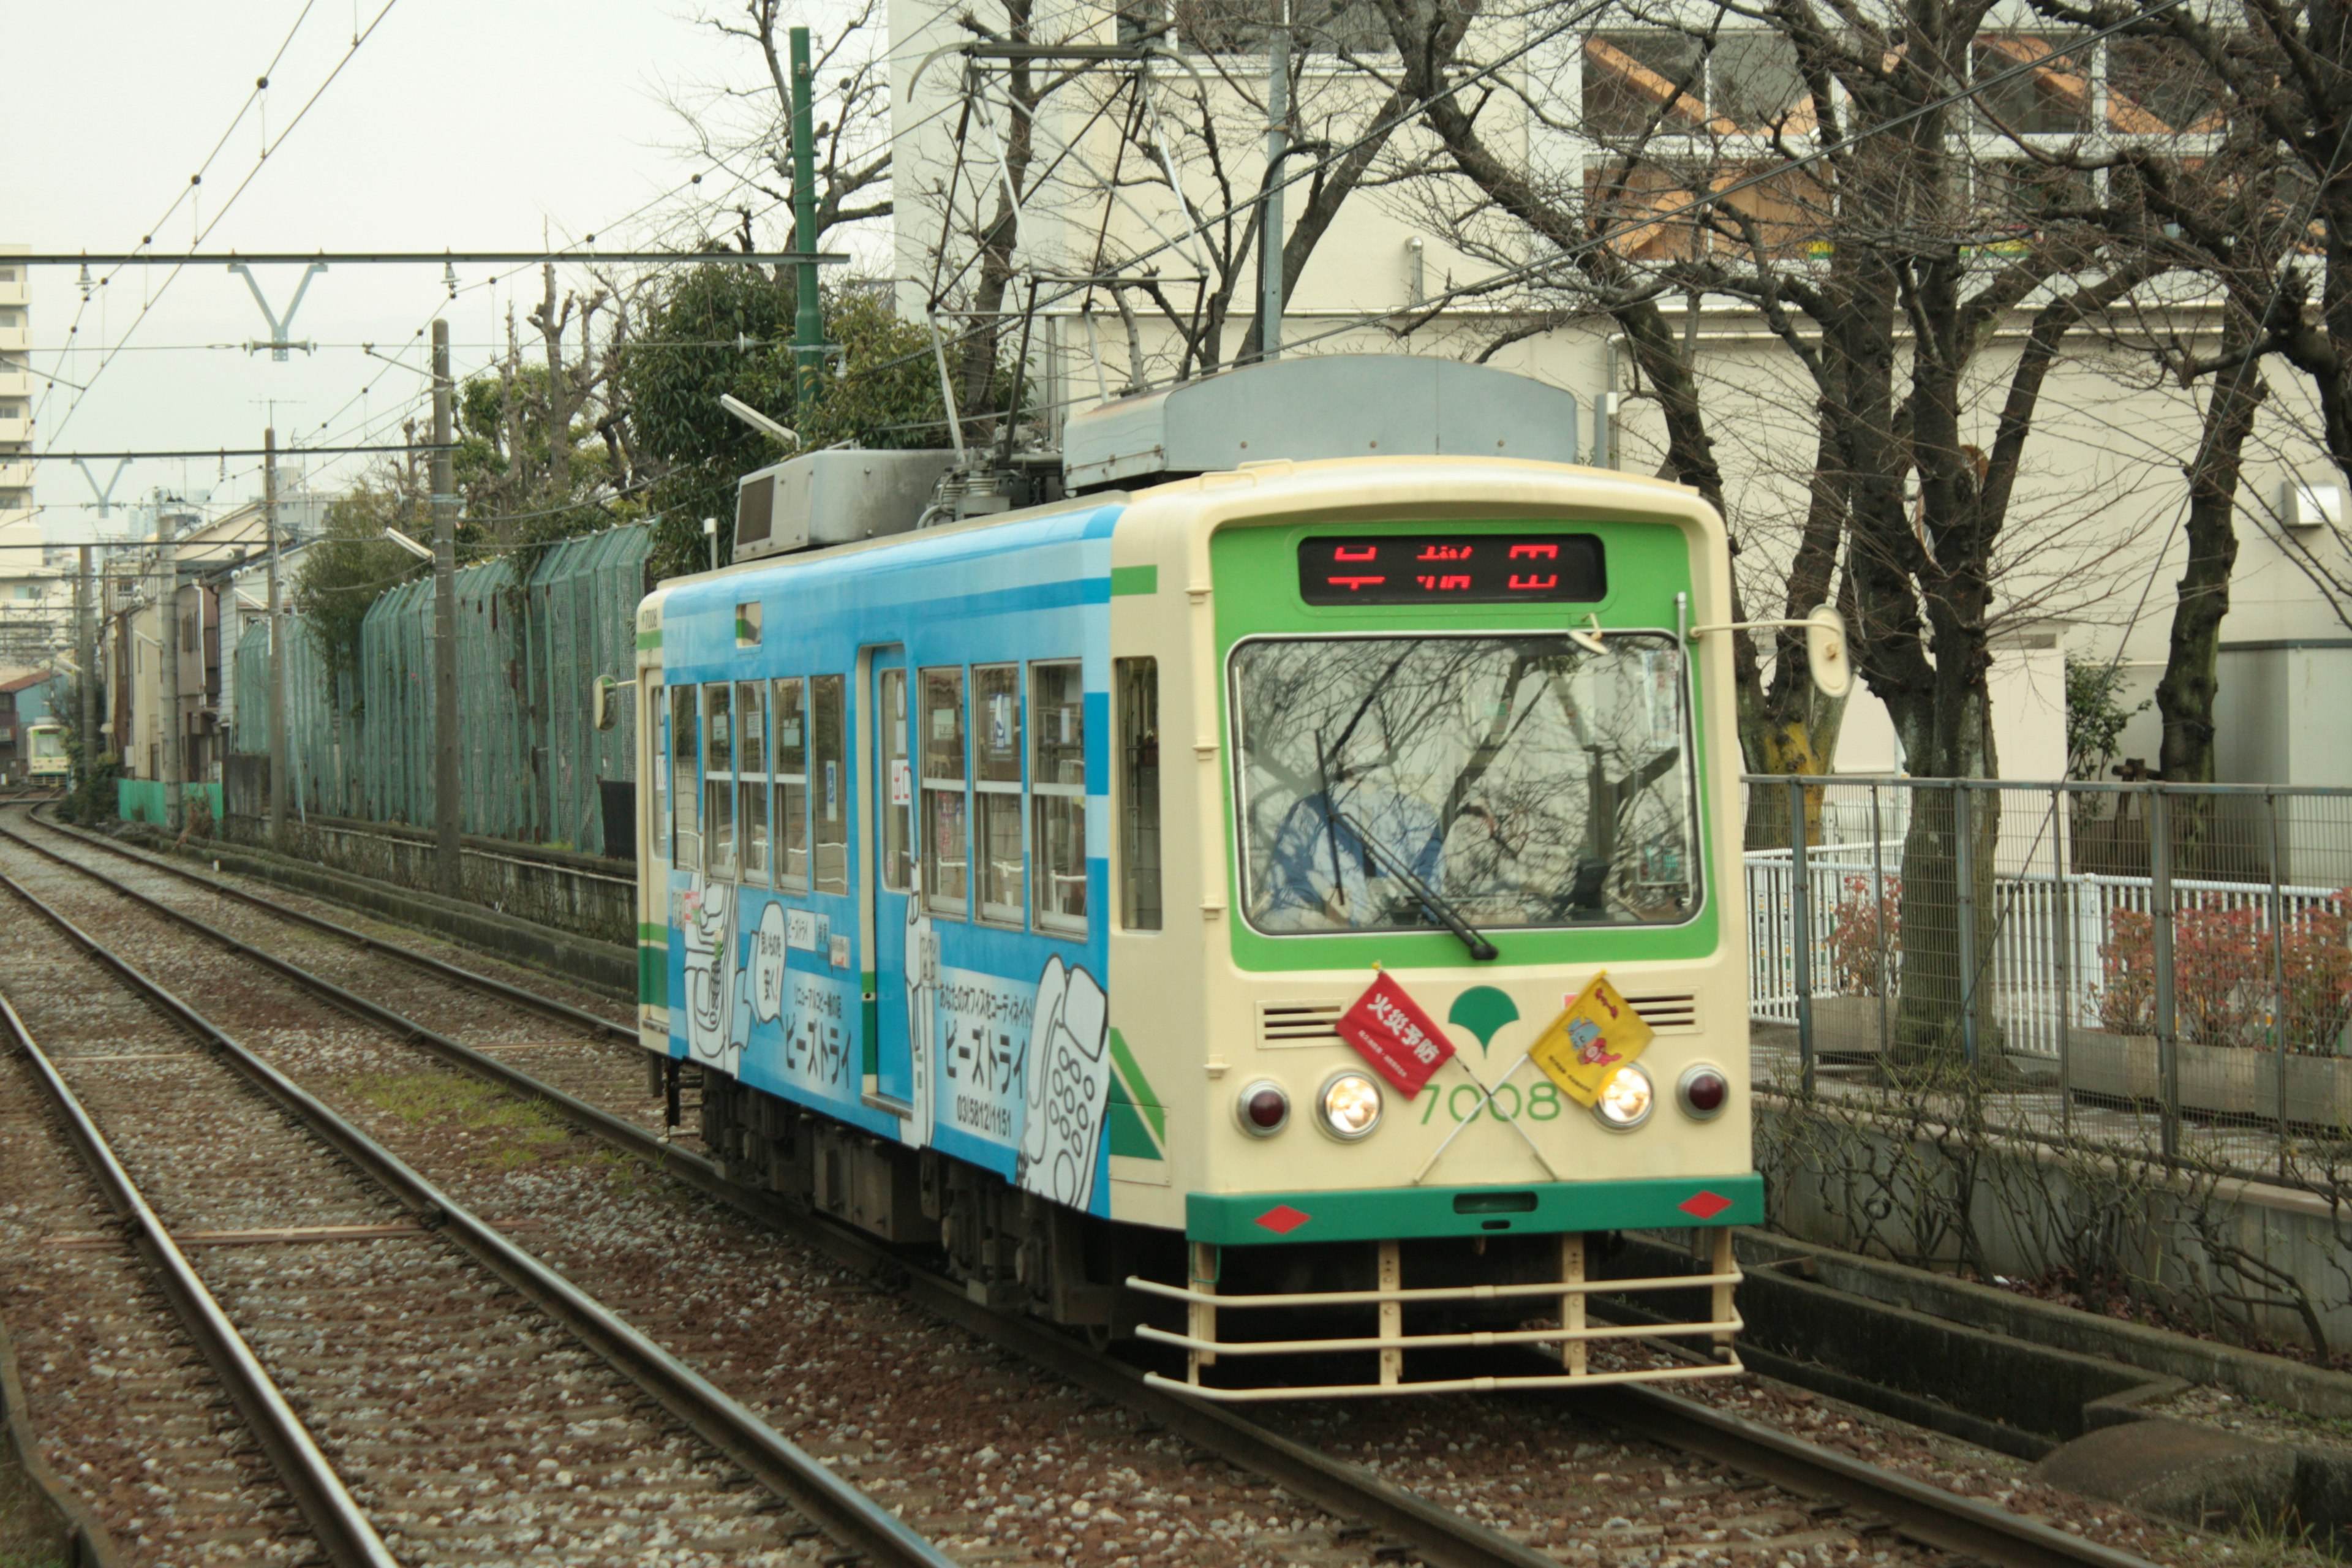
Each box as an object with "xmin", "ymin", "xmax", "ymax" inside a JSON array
[
  {"xmin": 1365, "ymin": 0, "xmax": 2178, "ymax": 1058},
  {"xmin": 679, "ymin": 0, "xmax": 896, "ymax": 251}
]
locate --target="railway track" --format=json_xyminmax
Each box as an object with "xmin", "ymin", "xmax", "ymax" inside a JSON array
[
  {"xmin": 0, "ymin": 833, "xmax": 959, "ymax": 1567},
  {"xmin": 4, "ymin": 807, "xmax": 2172, "ymax": 1568}
]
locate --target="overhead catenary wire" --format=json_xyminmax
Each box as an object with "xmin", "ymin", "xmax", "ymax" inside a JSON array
[
  {"xmin": 37, "ymin": 0, "xmax": 408, "ymax": 448},
  {"xmin": 26, "ymin": 0, "xmax": 325, "ymax": 429}
]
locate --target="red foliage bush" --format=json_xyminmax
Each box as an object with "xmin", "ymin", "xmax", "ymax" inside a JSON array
[{"xmin": 2097, "ymin": 891, "xmax": 2352, "ymax": 1052}]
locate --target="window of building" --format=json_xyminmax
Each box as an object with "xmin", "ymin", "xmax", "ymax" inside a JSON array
[
  {"xmin": 1972, "ymin": 34, "xmax": 2089, "ymax": 136},
  {"xmin": 2108, "ymin": 37, "xmax": 2228, "ymax": 134},
  {"xmin": 1117, "ymin": 657, "xmax": 1162, "ymax": 932},
  {"xmin": 1583, "ymin": 29, "xmax": 1803, "ymax": 140},
  {"xmin": 921, "ymin": 666, "xmax": 969, "ymax": 916},
  {"xmin": 671, "ymin": 687, "xmax": 701, "ymax": 872},
  {"xmin": 812, "ymin": 674, "xmax": 848, "ymax": 894},
  {"xmin": 878, "ymin": 668, "xmax": 911, "ymax": 892},
  {"xmin": 974, "ymin": 663, "xmax": 1024, "ymax": 925},
  {"xmin": 1152, "ymin": 0, "xmax": 1387, "ymax": 53},
  {"xmin": 704, "ymin": 684, "xmax": 737, "ymax": 880},
  {"xmin": 736, "ymin": 679, "xmax": 771, "ymax": 883},
  {"xmin": 773, "ymin": 676, "xmax": 809, "ymax": 890},
  {"xmin": 1031, "ymin": 661, "xmax": 1087, "ymax": 936}
]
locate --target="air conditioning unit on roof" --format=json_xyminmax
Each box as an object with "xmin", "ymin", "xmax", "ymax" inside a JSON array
[{"xmin": 733, "ymin": 449, "xmax": 959, "ymax": 565}]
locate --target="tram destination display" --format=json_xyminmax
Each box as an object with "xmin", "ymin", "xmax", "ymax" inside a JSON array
[{"xmin": 1298, "ymin": 533, "xmax": 1606, "ymax": 605}]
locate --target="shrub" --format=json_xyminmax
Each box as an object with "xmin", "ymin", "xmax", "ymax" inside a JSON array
[
  {"xmin": 1831, "ymin": 874, "xmax": 1901, "ymax": 995},
  {"xmin": 2097, "ymin": 891, "xmax": 2352, "ymax": 1052}
]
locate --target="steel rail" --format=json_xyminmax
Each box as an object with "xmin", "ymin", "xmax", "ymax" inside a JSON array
[
  {"xmin": 4, "ymin": 809, "xmax": 2174, "ymax": 1568},
  {"xmin": 0, "ymin": 859, "xmax": 960, "ymax": 1568},
  {"xmin": 0, "ymin": 987, "xmax": 399, "ymax": 1568},
  {"xmin": 1589, "ymin": 1387, "xmax": 2161, "ymax": 1568},
  {"xmin": 18, "ymin": 813, "xmax": 631, "ymax": 1042},
  {"xmin": 1, "ymin": 813, "xmax": 1562, "ymax": 1568}
]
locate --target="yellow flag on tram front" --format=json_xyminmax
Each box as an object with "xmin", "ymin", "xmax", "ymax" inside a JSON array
[{"xmin": 1528, "ymin": 972, "xmax": 1655, "ymax": 1107}]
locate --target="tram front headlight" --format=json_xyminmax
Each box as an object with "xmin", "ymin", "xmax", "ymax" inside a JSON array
[
  {"xmin": 1316, "ymin": 1071, "xmax": 1384, "ymax": 1140},
  {"xmin": 1593, "ymin": 1065, "xmax": 1655, "ymax": 1129}
]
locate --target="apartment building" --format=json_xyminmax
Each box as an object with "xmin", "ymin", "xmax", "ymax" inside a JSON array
[
  {"xmin": 0, "ymin": 244, "xmax": 65, "ymax": 666},
  {"xmin": 0, "ymin": 244, "xmax": 67, "ymax": 669}
]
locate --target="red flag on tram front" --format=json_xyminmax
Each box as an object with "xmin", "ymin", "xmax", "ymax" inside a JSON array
[{"xmin": 1336, "ymin": 971, "xmax": 1455, "ymax": 1098}]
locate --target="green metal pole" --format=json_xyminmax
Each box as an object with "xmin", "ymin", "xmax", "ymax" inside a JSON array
[{"xmin": 790, "ymin": 26, "xmax": 823, "ymax": 409}]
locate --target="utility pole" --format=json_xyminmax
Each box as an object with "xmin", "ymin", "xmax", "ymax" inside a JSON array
[
  {"xmin": 265, "ymin": 426, "xmax": 289, "ymax": 851},
  {"xmin": 157, "ymin": 520, "xmax": 182, "ymax": 832},
  {"xmin": 75, "ymin": 546, "xmax": 94, "ymax": 782},
  {"xmin": 1256, "ymin": 15, "xmax": 1291, "ymax": 364},
  {"xmin": 431, "ymin": 318, "xmax": 461, "ymax": 897},
  {"xmin": 790, "ymin": 25, "xmax": 824, "ymax": 409}
]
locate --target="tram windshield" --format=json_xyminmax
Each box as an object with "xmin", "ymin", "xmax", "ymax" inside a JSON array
[{"xmin": 1232, "ymin": 633, "xmax": 1699, "ymax": 935}]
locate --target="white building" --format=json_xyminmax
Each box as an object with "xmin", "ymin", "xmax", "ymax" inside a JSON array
[
  {"xmin": 880, "ymin": 9, "xmax": 2352, "ymax": 785},
  {"xmin": 0, "ymin": 243, "xmax": 67, "ymax": 668}
]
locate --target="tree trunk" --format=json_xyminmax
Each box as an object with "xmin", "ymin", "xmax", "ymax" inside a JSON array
[{"xmin": 2157, "ymin": 318, "xmax": 2263, "ymax": 794}]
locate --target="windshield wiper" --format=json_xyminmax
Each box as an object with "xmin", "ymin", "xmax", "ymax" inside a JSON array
[{"xmin": 1333, "ymin": 808, "xmax": 1499, "ymax": 962}]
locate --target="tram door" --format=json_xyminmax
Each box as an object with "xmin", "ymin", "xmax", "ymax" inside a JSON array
[{"xmin": 867, "ymin": 648, "xmax": 922, "ymax": 1120}]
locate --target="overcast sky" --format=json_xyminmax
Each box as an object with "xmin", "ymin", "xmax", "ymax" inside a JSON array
[{"xmin": 6, "ymin": 0, "xmax": 828, "ymax": 538}]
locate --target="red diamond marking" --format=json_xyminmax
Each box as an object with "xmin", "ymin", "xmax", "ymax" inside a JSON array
[
  {"xmin": 1255, "ymin": 1204, "xmax": 1312, "ymax": 1235},
  {"xmin": 1678, "ymin": 1190, "xmax": 1733, "ymax": 1221}
]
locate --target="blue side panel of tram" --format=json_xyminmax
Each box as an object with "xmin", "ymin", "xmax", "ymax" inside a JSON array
[{"xmin": 660, "ymin": 505, "xmax": 1123, "ymax": 1216}]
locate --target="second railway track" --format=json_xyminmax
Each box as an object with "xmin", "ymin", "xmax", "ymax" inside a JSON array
[
  {"xmin": 1, "ymin": 806, "xmax": 2180, "ymax": 1568},
  {"xmin": 0, "ymin": 823, "xmax": 962, "ymax": 1567}
]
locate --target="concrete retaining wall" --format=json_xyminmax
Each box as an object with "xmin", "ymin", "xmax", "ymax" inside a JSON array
[
  {"xmin": 1758, "ymin": 1096, "xmax": 2352, "ymax": 1355},
  {"xmin": 216, "ymin": 810, "xmax": 635, "ymax": 948},
  {"xmin": 110, "ymin": 821, "xmax": 636, "ymax": 997}
]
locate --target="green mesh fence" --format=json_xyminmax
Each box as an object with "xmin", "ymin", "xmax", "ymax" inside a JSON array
[{"xmin": 228, "ymin": 524, "xmax": 649, "ymax": 856}]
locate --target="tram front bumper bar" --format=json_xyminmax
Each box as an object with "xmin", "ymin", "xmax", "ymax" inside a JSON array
[{"xmin": 1128, "ymin": 1229, "xmax": 1744, "ymax": 1399}]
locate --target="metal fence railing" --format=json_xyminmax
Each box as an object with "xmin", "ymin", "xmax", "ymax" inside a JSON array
[
  {"xmin": 1743, "ymin": 775, "xmax": 2352, "ymax": 1179},
  {"xmin": 233, "ymin": 523, "xmax": 649, "ymax": 856}
]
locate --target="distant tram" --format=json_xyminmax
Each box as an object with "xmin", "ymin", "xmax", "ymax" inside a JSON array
[
  {"xmin": 625, "ymin": 356, "xmax": 1799, "ymax": 1398},
  {"xmin": 24, "ymin": 720, "xmax": 67, "ymax": 785}
]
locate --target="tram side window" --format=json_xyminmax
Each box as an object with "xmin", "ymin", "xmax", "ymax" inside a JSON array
[
  {"xmin": 879, "ymin": 668, "xmax": 911, "ymax": 892},
  {"xmin": 1116, "ymin": 657, "xmax": 1161, "ymax": 932},
  {"xmin": 812, "ymin": 674, "xmax": 848, "ymax": 894},
  {"xmin": 1033, "ymin": 660, "xmax": 1087, "ymax": 936},
  {"xmin": 921, "ymin": 666, "xmax": 970, "ymax": 917},
  {"xmin": 974, "ymin": 663, "xmax": 1023, "ymax": 925},
  {"xmin": 705, "ymin": 684, "xmax": 737, "ymax": 880},
  {"xmin": 737, "ymin": 680, "xmax": 771, "ymax": 883},
  {"xmin": 671, "ymin": 685, "xmax": 699, "ymax": 872},
  {"xmin": 773, "ymin": 677, "xmax": 809, "ymax": 891},
  {"xmin": 651, "ymin": 685, "xmax": 670, "ymax": 865}
]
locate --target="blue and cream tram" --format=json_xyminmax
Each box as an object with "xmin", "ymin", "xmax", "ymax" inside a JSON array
[{"xmin": 627, "ymin": 356, "xmax": 1777, "ymax": 1397}]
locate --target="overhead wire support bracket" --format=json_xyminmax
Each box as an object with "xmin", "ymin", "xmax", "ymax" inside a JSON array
[{"xmin": 229, "ymin": 260, "xmax": 326, "ymax": 361}]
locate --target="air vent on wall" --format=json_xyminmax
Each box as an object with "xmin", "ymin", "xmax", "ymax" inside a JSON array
[
  {"xmin": 1624, "ymin": 993, "xmax": 1700, "ymax": 1033},
  {"xmin": 1257, "ymin": 1000, "xmax": 1345, "ymax": 1047}
]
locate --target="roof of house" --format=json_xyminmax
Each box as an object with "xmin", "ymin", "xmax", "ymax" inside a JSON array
[{"xmin": 0, "ymin": 669, "xmax": 56, "ymax": 695}]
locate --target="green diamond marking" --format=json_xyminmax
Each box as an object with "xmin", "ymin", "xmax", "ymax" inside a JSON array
[{"xmin": 1447, "ymin": 986, "xmax": 1520, "ymax": 1053}]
